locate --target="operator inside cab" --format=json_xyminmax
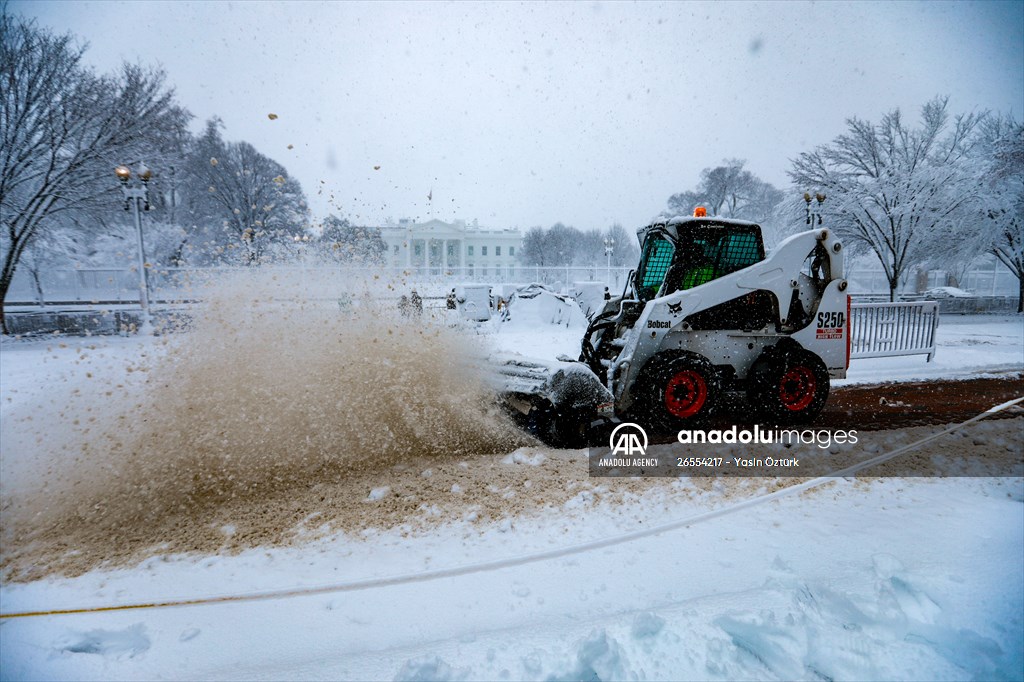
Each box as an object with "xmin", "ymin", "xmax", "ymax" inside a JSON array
[{"xmin": 676, "ymin": 234, "xmax": 715, "ymax": 291}]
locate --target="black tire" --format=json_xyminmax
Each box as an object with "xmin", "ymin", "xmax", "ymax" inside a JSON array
[
  {"xmin": 747, "ymin": 347, "xmax": 830, "ymax": 424},
  {"xmin": 632, "ymin": 351, "xmax": 721, "ymax": 432}
]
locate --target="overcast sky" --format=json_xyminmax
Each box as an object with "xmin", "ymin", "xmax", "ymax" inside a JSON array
[{"xmin": 15, "ymin": 0, "xmax": 1024, "ymax": 232}]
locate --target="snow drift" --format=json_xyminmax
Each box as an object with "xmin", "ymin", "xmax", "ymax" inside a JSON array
[{"xmin": 505, "ymin": 283, "xmax": 588, "ymax": 328}]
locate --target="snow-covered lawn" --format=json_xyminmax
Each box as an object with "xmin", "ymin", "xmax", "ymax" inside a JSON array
[
  {"xmin": 0, "ymin": 311, "xmax": 1021, "ymax": 680},
  {"xmin": 1, "ymin": 472, "xmax": 1020, "ymax": 681},
  {"xmin": 489, "ymin": 312, "xmax": 1024, "ymax": 385}
]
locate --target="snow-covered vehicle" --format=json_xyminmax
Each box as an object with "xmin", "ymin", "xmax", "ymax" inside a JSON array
[
  {"xmin": 505, "ymin": 283, "xmax": 586, "ymax": 326},
  {"xmin": 495, "ymin": 210, "xmax": 850, "ymax": 446},
  {"xmin": 455, "ymin": 284, "xmax": 493, "ymax": 321},
  {"xmin": 921, "ymin": 286, "xmax": 974, "ymax": 298}
]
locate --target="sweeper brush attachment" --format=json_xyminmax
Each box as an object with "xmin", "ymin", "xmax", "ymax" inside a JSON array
[{"xmin": 490, "ymin": 354, "xmax": 614, "ymax": 448}]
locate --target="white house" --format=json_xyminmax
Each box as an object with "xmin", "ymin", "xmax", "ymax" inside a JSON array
[{"xmin": 378, "ymin": 218, "xmax": 522, "ymax": 278}]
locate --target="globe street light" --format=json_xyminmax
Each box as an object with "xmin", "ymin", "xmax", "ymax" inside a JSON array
[
  {"xmin": 603, "ymin": 237, "xmax": 615, "ymax": 285},
  {"xmin": 116, "ymin": 164, "xmax": 153, "ymax": 333},
  {"xmin": 293, "ymin": 233, "xmax": 310, "ymax": 265},
  {"xmin": 804, "ymin": 191, "xmax": 826, "ymax": 225}
]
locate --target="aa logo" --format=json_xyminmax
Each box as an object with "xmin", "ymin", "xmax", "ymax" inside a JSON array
[{"xmin": 609, "ymin": 422, "xmax": 648, "ymax": 456}]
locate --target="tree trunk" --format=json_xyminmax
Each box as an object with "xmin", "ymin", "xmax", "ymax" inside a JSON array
[
  {"xmin": 170, "ymin": 238, "xmax": 188, "ymax": 266},
  {"xmin": 1018, "ymin": 274, "xmax": 1023, "ymax": 314},
  {"xmin": 30, "ymin": 266, "xmax": 44, "ymax": 304},
  {"xmin": 0, "ymin": 269, "xmax": 13, "ymax": 336},
  {"xmin": 0, "ymin": 242, "xmax": 23, "ymax": 336}
]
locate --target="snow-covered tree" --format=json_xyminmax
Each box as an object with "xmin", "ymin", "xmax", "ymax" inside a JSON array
[
  {"xmin": 666, "ymin": 159, "xmax": 783, "ymax": 223},
  {"xmin": 604, "ymin": 222, "xmax": 641, "ymax": 267},
  {"xmin": 547, "ymin": 223, "xmax": 584, "ymax": 266},
  {"xmin": 789, "ymin": 97, "xmax": 984, "ymax": 301},
  {"xmin": 0, "ymin": 10, "xmax": 190, "ymax": 332},
  {"xmin": 519, "ymin": 222, "xmax": 640, "ymax": 268},
  {"xmin": 577, "ymin": 224, "xmax": 641, "ymax": 268},
  {"xmin": 572, "ymin": 229, "xmax": 601, "ymax": 266},
  {"xmin": 318, "ymin": 215, "xmax": 386, "ymax": 264},
  {"xmin": 170, "ymin": 119, "xmax": 235, "ymax": 264},
  {"xmin": 761, "ymin": 193, "xmax": 811, "ymax": 249},
  {"xmin": 180, "ymin": 118, "xmax": 309, "ymax": 264},
  {"xmin": 15, "ymin": 229, "xmax": 80, "ymax": 303},
  {"xmin": 518, "ymin": 223, "xmax": 580, "ymax": 266},
  {"xmin": 976, "ymin": 115, "xmax": 1024, "ymax": 311},
  {"xmin": 519, "ymin": 226, "xmax": 548, "ymax": 266}
]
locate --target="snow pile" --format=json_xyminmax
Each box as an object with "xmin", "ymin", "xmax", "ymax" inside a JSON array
[
  {"xmin": 571, "ymin": 281, "xmax": 609, "ymax": 319},
  {"xmin": 58, "ymin": 624, "xmax": 151, "ymax": 659},
  {"xmin": 504, "ymin": 284, "xmax": 588, "ymax": 328},
  {"xmin": 501, "ymin": 448, "xmax": 547, "ymax": 466},
  {"xmin": 365, "ymin": 486, "xmax": 391, "ymax": 502}
]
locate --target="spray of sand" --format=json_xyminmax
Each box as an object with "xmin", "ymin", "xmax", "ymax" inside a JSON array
[{"xmin": 1, "ymin": 268, "xmax": 527, "ymax": 580}]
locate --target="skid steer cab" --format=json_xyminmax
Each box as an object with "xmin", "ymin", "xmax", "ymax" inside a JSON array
[{"xmin": 580, "ymin": 214, "xmax": 849, "ymax": 433}]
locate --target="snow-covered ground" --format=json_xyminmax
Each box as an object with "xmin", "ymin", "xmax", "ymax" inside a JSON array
[
  {"xmin": 0, "ymin": 310, "xmax": 1021, "ymax": 680},
  {"xmin": 489, "ymin": 312, "xmax": 1024, "ymax": 385},
  {"xmin": 1, "ymin": 473, "xmax": 1019, "ymax": 681}
]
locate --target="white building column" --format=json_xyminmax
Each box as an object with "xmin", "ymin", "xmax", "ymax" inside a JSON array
[{"xmin": 442, "ymin": 239, "xmax": 449, "ymax": 270}]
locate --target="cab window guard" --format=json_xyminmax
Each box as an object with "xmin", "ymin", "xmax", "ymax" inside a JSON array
[{"xmin": 636, "ymin": 234, "xmax": 675, "ymax": 301}]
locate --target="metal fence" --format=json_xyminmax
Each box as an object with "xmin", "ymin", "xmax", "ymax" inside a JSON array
[
  {"xmin": 3, "ymin": 268, "xmax": 951, "ymax": 363},
  {"xmin": 4, "ymin": 267, "xmax": 204, "ymax": 305},
  {"xmin": 908, "ymin": 295, "xmax": 1018, "ymax": 315},
  {"xmin": 3, "ymin": 265, "xmax": 638, "ymax": 305},
  {"xmin": 850, "ymin": 301, "xmax": 940, "ymax": 362},
  {"xmin": 850, "ymin": 293, "xmax": 1018, "ymax": 314}
]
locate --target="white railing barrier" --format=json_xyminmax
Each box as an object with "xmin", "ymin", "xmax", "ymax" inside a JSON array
[{"xmin": 850, "ymin": 301, "xmax": 939, "ymax": 362}]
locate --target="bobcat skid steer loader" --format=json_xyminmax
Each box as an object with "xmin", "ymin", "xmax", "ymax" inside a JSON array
[{"xmin": 493, "ymin": 210, "xmax": 850, "ymax": 447}]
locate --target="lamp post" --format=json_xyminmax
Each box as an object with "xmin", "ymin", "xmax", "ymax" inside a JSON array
[
  {"xmin": 293, "ymin": 233, "xmax": 311, "ymax": 265},
  {"xmin": 603, "ymin": 237, "xmax": 615, "ymax": 286},
  {"xmin": 116, "ymin": 164, "xmax": 153, "ymax": 333},
  {"xmin": 804, "ymin": 191, "xmax": 826, "ymax": 226}
]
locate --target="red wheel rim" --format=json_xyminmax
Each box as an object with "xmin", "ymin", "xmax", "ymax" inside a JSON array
[
  {"xmin": 665, "ymin": 370, "xmax": 708, "ymax": 418},
  {"xmin": 779, "ymin": 365, "xmax": 816, "ymax": 412}
]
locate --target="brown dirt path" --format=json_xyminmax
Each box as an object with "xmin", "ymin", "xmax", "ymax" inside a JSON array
[{"xmin": 821, "ymin": 375, "xmax": 1024, "ymax": 429}]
